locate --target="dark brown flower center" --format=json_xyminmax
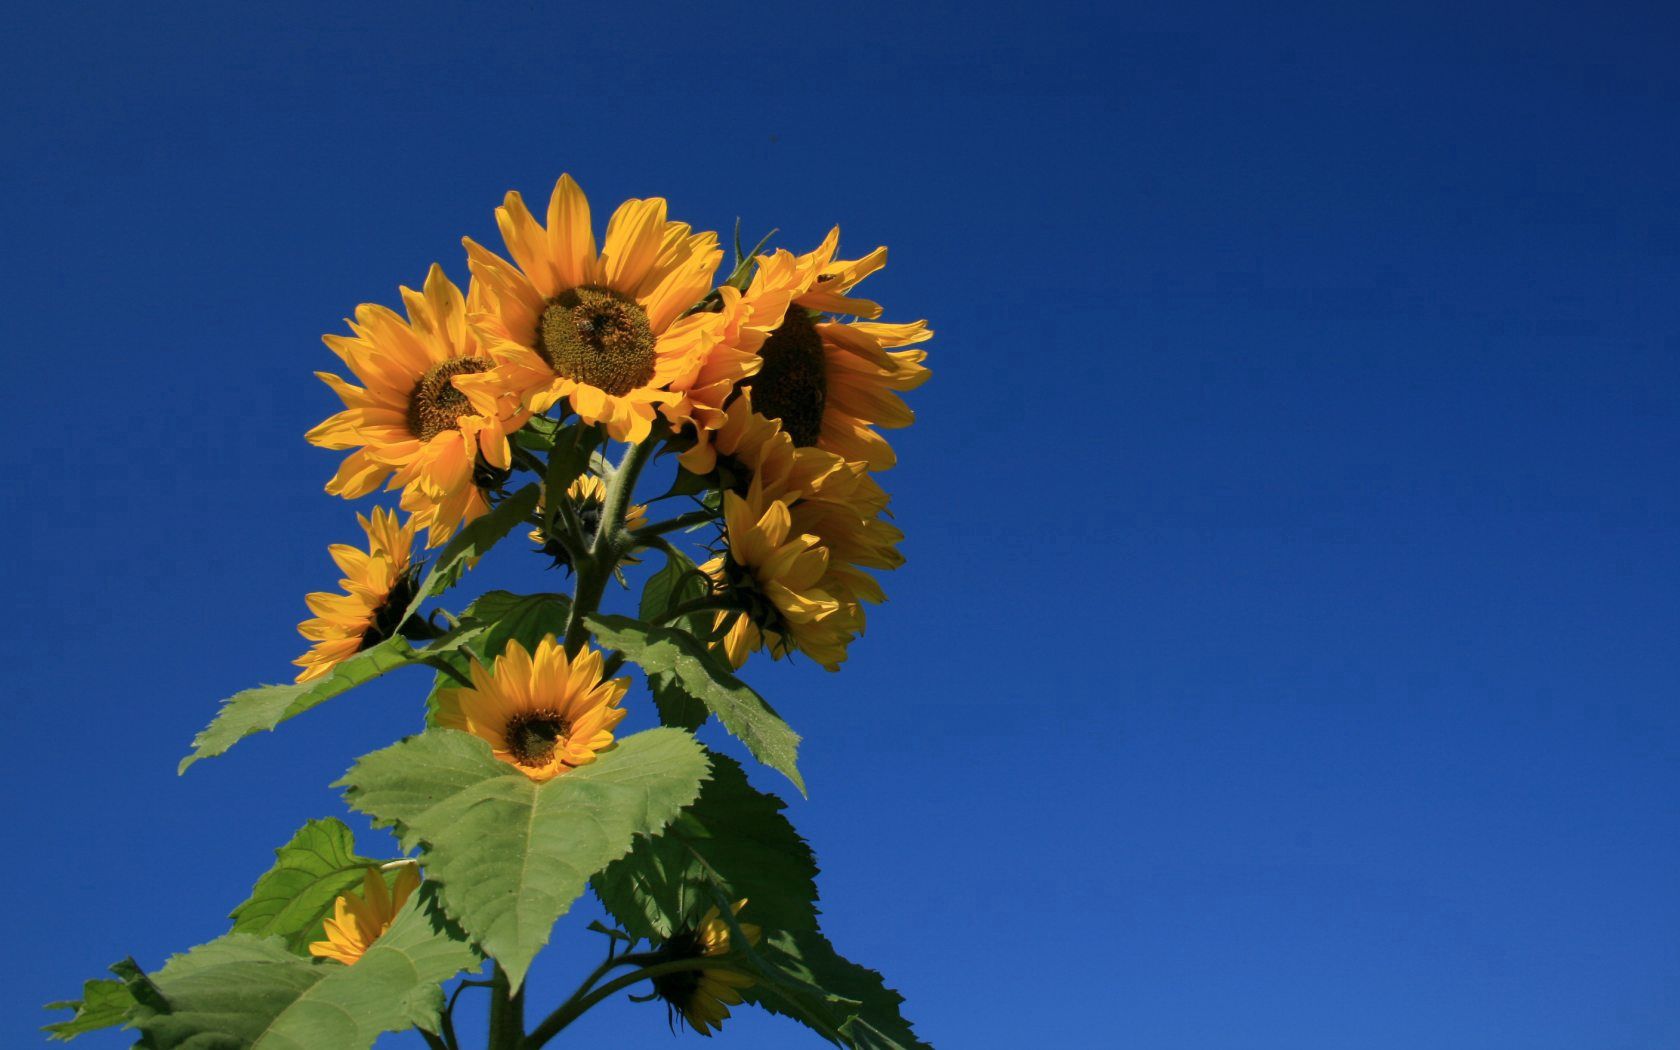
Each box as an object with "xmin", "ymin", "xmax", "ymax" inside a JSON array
[
  {"xmin": 407, "ymin": 357, "xmax": 490, "ymax": 441},
  {"xmin": 536, "ymin": 286, "xmax": 657, "ymax": 396},
  {"xmin": 357, "ymin": 567, "xmax": 423, "ymax": 651},
  {"xmin": 744, "ymin": 309, "xmax": 827, "ymax": 447},
  {"xmin": 504, "ymin": 711, "xmax": 570, "ymax": 766}
]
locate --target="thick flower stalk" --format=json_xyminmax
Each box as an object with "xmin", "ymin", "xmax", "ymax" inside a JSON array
[{"xmin": 48, "ymin": 173, "xmax": 933, "ymax": 1050}]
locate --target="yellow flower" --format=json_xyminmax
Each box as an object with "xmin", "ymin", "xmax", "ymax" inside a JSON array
[
  {"xmin": 435, "ymin": 637, "xmax": 629, "ymax": 782},
  {"xmin": 702, "ymin": 487, "xmax": 862, "ymax": 672},
  {"xmin": 652, "ymin": 900, "xmax": 761, "ymax": 1036},
  {"xmin": 294, "ymin": 508, "xmax": 421, "ymax": 683},
  {"xmin": 461, "ymin": 175, "xmax": 744, "ymax": 443},
  {"xmin": 703, "ymin": 228, "xmax": 932, "ymax": 471},
  {"xmin": 528, "ymin": 475, "xmax": 650, "ymax": 567},
  {"xmin": 308, "ymin": 864, "xmax": 421, "ymax": 966},
  {"xmin": 306, "ymin": 266, "xmax": 527, "ymax": 547}
]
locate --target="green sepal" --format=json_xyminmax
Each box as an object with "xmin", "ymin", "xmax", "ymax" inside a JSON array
[
  {"xmin": 338, "ymin": 727, "xmax": 710, "ymax": 990},
  {"xmin": 588, "ymin": 614, "xmax": 804, "ymax": 794},
  {"xmin": 593, "ymin": 753, "xmax": 818, "ymax": 940}
]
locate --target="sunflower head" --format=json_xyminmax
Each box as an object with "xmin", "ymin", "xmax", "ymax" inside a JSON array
[
  {"xmin": 703, "ymin": 487, "xmax": 862, "ymax": 672},
  {"xmin": 462, "ymin": 175, "xmax": 740, "ymax": 443},
  {"xmin": 528, "ymin": 475, "xmax": 650, "ymax": 570},
  {"xmin": 308, "ymin": 864, "xmax": 421, "ymax": 966},
  {"xmin": 307, "ymin": 265, "xmax": 526, "ymax": 547},
  {"xmin": 717, "ymin": 228, "xmax": 931, "ymax": 471},
  {"xmin": 435, "ymin": 637, "xmax": 630, "ymax": 781},
  {"xmin": 294, "ymin": 508, "xmax": 422, "ymax": 683},
  {"xmin": 652, "ymin": 899, "xmax": 761, "ymax": 1036}
]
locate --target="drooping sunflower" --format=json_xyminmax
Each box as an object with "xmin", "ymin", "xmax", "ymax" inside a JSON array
[
  {"xmin": 294, "ymin": 508, "xmax": 421, "ymax": 682},
  {"xmin": 528, "ymin": 474, "xmax": 650, "ymax": 568},
  {"xmin": 307, "ymin": 265, "xmax": 526, "ymax": 547},
  {"xmin": 702, "ymin": 487, "xmax": 862, "ymax": 672},
  {"xmin": 652, "ymin": 900, "xmax": 761, "ymax": 1036},
  {"xmin": 434, "ymin": 637, "xmax": 629, "ymax": 782},
  {"xmin": 692, "ymin": 228, "xmax": 932, "ymax": 472},
  {"xmin": 461, "ymin": 175, "xmax": 748, "ymax": 444},
  {"xmin": 308, "ymin": 864, "xmax": 421, "ymax": 966}
]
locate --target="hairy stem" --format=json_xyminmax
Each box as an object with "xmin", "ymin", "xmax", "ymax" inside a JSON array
[{"xmin": 486, "ymin": 962, "xmax": 524, "ymax": 1050}]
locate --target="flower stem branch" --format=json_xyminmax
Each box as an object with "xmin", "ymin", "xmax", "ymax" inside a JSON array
[{"xmin": 525, "ymin": 955, "xmax": 742, "ymax": 1049}]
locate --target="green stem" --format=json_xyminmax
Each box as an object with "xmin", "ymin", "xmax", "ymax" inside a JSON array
[
  {"xmin": 632, "ymin": 508, "xmax": 715, "ymax": 541},
  {"xmin": 525, "ymin": 955, "xmax": 739, "ymax": 1049},
  {"xmin": 418, "ymin": 1030, "xmax": 448, "ymax": 1050},
  {"xmin": 486, "ymin": 962, "xmax": 525, "ymax": 1050},
  {"xmin": 560, "ymin": 436, "xmax": 658, "ymax": 655},
  {"xmin": 651, "ymin": 595, "xmax": 743, "ymax": 627}
]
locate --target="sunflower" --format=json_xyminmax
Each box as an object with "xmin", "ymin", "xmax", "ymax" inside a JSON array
[
  {"xmin": 461, "ymin": 175, "xmax": 746, "ymax": 444},
  {"xmin": 702, "ymin": 487, "xmax": 862, "ymax": 672},
  {"xmin": 308, "ymin": 864, "xmax": 421, "ymax": 966},
  {"xmin": 528, "ymin": 474, "xmax": 650, "ymax": 568},
  {"xmin": 307, "ymin": 265, "xmax": 526, "ymax": 547},
  {"xmin": 652, "ymin": 900, "xmax": 760, "ymax": 1036},
  {"xmin": 294, "ymin": 508, "xmax": 421, "ymax": 682},
  {"xmin": 707, "ymin": 228, "xmax": 933, "ymax": 471},
  {"xmin": 434, "ymin": 637, "xmax": 629, "ymax": 782}
]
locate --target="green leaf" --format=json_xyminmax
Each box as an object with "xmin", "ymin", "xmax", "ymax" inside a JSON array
[
  {"xmin": 594, "ymin": 753, "xmax": 818, "ymax": 940},
  {"xmin": 463, "ymin": 590, "xmax": 572, "ymax": 658},
  {"xmin": 127, "ymin": 886, "xmax": 478, "ymax": 1049},
  {"xmin": 398, "ymin": 482, "xmax": 541, "ymax": 624},
  {"xmin": 638, "ymin": 549, "xmax": 713, "ymax": 730},
  {"xmin": 179, "ymin": 637, "xmax": 412, "ymax": 774},
  {"xmin": 742, "ymin": 929, "xmax": 929, "ymax": 1050},
  {"xmin": 43, "ymin": 973, "xmax": 136, "ymax": 1041},
  {"xmin": 339, "ymin": 727, "xmax": 709, "ymax": 989},
  {"xmin": 513, "ymin": 414, "xmax": 560, "ymax": 453},
  {"xmin": 588, "ymin": 614, "xmax": 804, "ymax": 794},
  {"xmin": 179, "ymin": 624, "xmax": 484, "ymax": 774},
  {"xmin": 228, "ymin": 818, "xmax": 387, "ymax": 954},
  {"xmin": 542, "ymin": 423, "xmax": 600, "ymax": 528}
]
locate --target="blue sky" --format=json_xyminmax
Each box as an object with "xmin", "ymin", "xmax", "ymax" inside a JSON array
[{"xmin": 5, "ymin": 2, "xmax": 1679, "ymax": 1047}]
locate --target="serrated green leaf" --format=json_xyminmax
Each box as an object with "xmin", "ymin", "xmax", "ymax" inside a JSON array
[
  {"xmin": 588, "ymin": 614, "xmax": 803, "ymax": 793},
  {"xmin": 43, "ymin": 974, "xmax": 135, "ymax": 1041},
  {"xmin": 179, "ymin": 638, "xmax": 412, "ymax": 773},
  {"xmin": 463, "ymin": 590, "xmax": 572, "ymax": 657},
  {"xmin": 179, "ymin": 624, "xmax": 483, "ymax": 774},
  {"xmin": 743, "ymin": 929, "xmax": 928, "ymax": 1050},
  {"xmin": 127, "ymin": 886, "xmax": 477, "ymax": 1049},
  {"xmin": 228, "ymin": 818, "xmax": 386, "ymax": 954},
  {"xmin": 594, "ymin": 754, "xmax": 818, "ymax": 940},
  {"xmin": 638, "ymin": 550, "xmax": 713, "ymax": 730},
  {"xmin": 339, "ymin": 727, "xmax": 709, "ymax": 989},
  {"xmin": 398, "ymin": 483, "xmax": 541, "ymax": 625}
]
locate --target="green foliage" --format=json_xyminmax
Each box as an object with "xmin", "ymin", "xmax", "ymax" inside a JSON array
[
  {"xmin": 123, "ymin": 886, "xmax": 477, "ymax": 1050},
  {"xmin": 339, "ymin": 727, "xmax": 710, "ymax": 989},
  {"xmin": 399, "ymin": 482, "xmax": 541, "ymax": 624},
  {"xmin": 228, "ymin": 818, "xmax": 388, "ymax": 954},
  {"xmin": 543, "ymin": 423, "xmax": 599, "ymax": 522},
  {"xmin": 464, "ymin": 590, "xmax": 573, "ymax": 658},
  {"xmin": 594, "ymin": 753, "xmax": 819, "ymax": 939},
  {"xmin": 589, "ymin": 613, "xmax": 805, "ymax": 793},
  {"xmin": 178, "ymin": 625, "xmax": 484, "ymax": 773},
  {"xmin": 742, "ymin": 929, "xmax": 928, "ymax": 1050},
  {"xmin": 637, "ymin": 548, "xmax": 714, "ymax": 729},
  {"xmin": 43, "ymin": 971, "xmax": 135, "ymax": 1041}
]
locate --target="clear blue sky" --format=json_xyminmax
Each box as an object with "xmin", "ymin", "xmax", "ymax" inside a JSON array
[{"xmin": 6, "ymin": 2, "xmax": 1678, "ymax": 1047}]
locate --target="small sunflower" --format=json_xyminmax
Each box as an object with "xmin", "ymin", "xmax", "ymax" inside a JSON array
[
  {"xmin": 652, "ymin": 900, "xmax": 761, "ymax": 1036},
  {"xmin": 702, "ymin": 487, "xmax": 861, "ymax": 672},
  {"xmin": 308, "ymin": 864, "xmax": 421, "ymax": 966},
  {"xmin": 461, "ymin": 175, "xmax": 744, "ymax": 443},
  {"xmin": 294, "ymin": 508, "xmax": 421, "ymax": 683},
  {"xmin": 435, "ymin": 637, "xmax": 629, "ymax": 782},
  {"xmin": 709, "ymin": 228, "xmax": 932, "ymax": 471},
  {"xmin": 528, "ymin": 474, "xmax": 650, "ymax": 568},
  {"xmin": 307, "ymin": 265, "xmax": 526, "ymax": 547}
]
